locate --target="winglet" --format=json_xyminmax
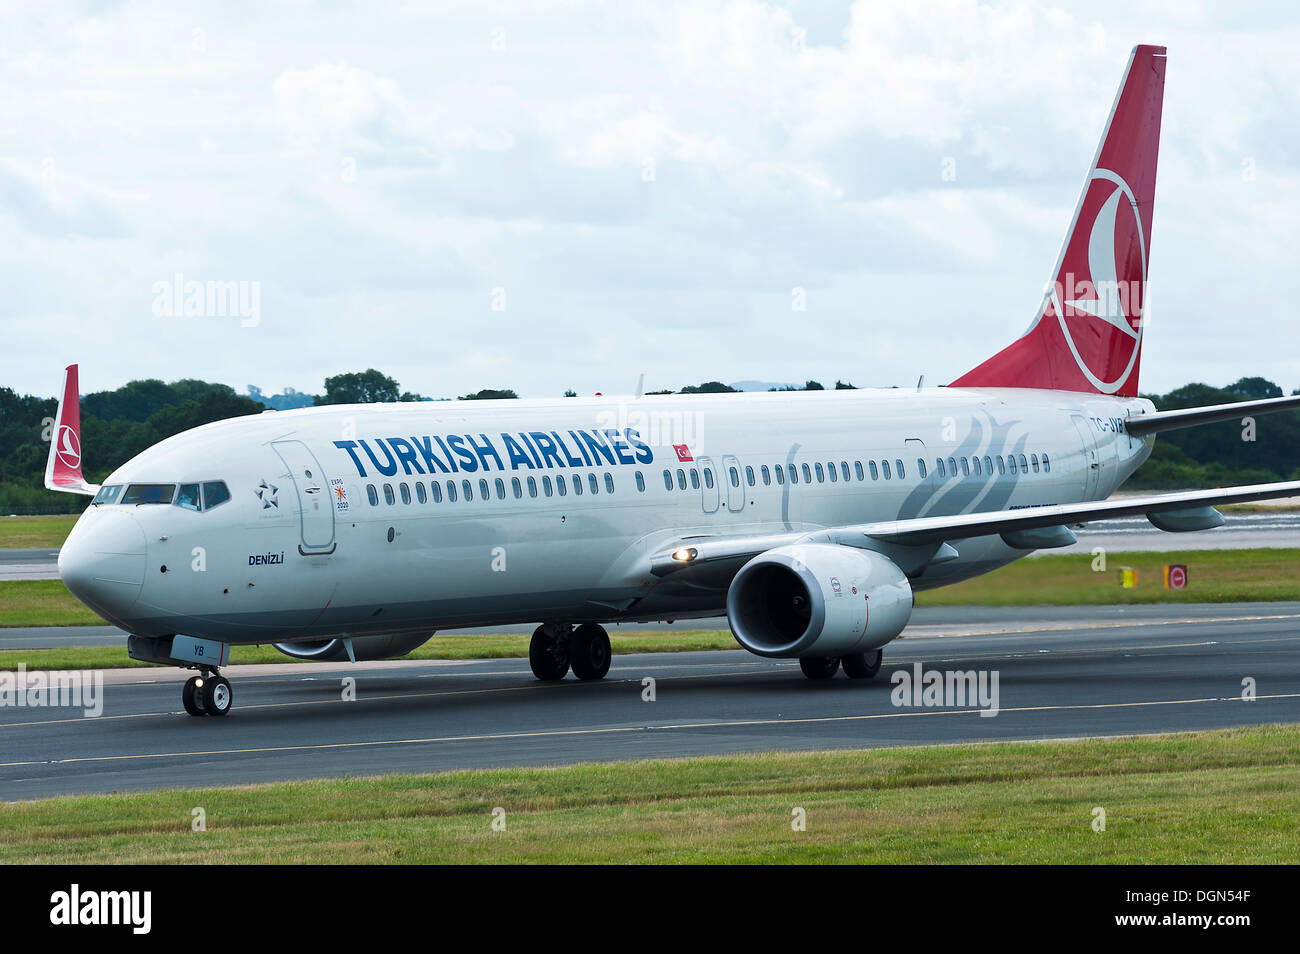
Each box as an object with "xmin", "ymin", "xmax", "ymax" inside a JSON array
[{"xmin": 44, "ymin": 364, "xmax": 99, "ymax": 496}]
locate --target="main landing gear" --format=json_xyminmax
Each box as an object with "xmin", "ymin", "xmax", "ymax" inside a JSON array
[
  {"xmin": 799, "ymin": 648, "xmax": 883, "ymax": 681},
  {"xmin": 529, "ymin": 622, "xmax": 612, "ymax": 682},
  {"xmin": 181, "ymin": 669, "xmax": 234, "ymax": 717}
]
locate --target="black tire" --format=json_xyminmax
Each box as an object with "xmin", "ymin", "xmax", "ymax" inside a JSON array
[
  {"xmin": 841, "ymin": 648, "xmax": 883, "ymax": 679},
  {"xmin": 799, "ymin": 656, "xmax": 840, "ymax": 680},
  {"xmin": 201, "ymin": 675, "xmax": 233, "ymax": 717},
  {"xmin": 529, "ymin": 625, "xmax": 570, "ymax": 681},
  {"xmin": 182, "ymin": 676, "xmax": 205, "ymax": 716},
  {"xmin": 569, "ymin": 624, "xmax": 612, "ymax": 681}
]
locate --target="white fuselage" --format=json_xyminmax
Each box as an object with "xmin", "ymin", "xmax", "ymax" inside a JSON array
[{"xmin": 59, "ymin": 387, "xmax": 1154, "ymax": 645}]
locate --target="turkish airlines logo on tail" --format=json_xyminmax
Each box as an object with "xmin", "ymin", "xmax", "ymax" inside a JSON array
[
  {"xmin": 1048, "ymin": 168, "xmax": 1147, "ymax": 394},
  {"xmin": 55, "ymin": 424, "xmax": 81, "ymax": 470}
]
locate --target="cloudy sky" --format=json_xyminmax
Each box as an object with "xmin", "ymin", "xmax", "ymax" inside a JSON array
[{"xmin": 3, "ymin": 0, "xmax": 1299, "ymax": 401}]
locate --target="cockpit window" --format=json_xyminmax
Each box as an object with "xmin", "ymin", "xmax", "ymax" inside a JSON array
[
  {"xmin": 92, "ymin": 485, "xmax": 122, "ymax": 506},
  {"xmin": 122, "ymin": 483, "xmax": 176, "ymax": 505},
  {"xmin": 202, "ymin": 481, "xmax": 231, "ymax": 510},
  {"xmin": 176, "ymin": 483, "xmax": 202, "ymax": 511}
]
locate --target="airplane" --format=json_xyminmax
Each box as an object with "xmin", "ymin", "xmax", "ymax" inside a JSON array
[{"xmin": 45, "ymin": 44, "xmax": 1300, "ymax": 717}]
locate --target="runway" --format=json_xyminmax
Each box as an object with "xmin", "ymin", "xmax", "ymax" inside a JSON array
[{"xmin": 2, "ymin": 606, "xmax": 1298, "ymax": 800}]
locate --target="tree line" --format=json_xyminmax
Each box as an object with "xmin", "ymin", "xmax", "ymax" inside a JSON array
[{"xmin": 0, "ymin": 371, "xmax": 1294, "ymax": 514}]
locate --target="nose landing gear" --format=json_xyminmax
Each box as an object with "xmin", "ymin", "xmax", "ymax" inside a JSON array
[{"xmin": 181, "ymin": 669, "xmax": 234, "ymax": 717}]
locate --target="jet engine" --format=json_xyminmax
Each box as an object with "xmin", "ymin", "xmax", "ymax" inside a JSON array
[
  {"xmin": 726, "ymin": 544, "xmax": 912, "ymax": 657},
  {"xmin": 272, "ymin": 632, "xmax": 434, "ymax": 662}
]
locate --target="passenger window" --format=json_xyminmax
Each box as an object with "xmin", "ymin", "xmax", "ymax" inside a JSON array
[
  {"xmin": 480, "ymin": 478, "xmax": 490, "ymax": 499},
  {"xmin": 462, "ymin": 479, "xmax": 474, "ymax": 501},
  {"xmin": 789, "ymin": 464, "xmax": 798, "ymax": 484},
  {"xmin": 690, "ymin": 469, "xmax": 700, "ymax": 490},
  {"xmin": 746, "ymin": 466, "xmax": 756, "ymax": 487},
  {"xmin": 984, "ymin": 455, "xmax": 993, "ymax": 476},
  {"xmin": 1042, "ymin": 453, "xmax": 1051, "ymax": 473},
  {"xmin": 825, "ymin": 462, "xmax": 835, "ymax": 482},
  {"xmin": 841, "ymin": 461, "xmax": 850, "ymax": 481},
  {"xmin": 555, "ymin": 475, "xmax": 565, "ymax": 497},
  {"xmin": 775, "ymin": 465, "xmax": 785, "ymax": 485},
  {"xmin": 635, "ymin": 471, "xmax": 645, "ymax": 492},
  {"xmin": 676, "ymin": 469, "xmax": 687, "ymax": 490},
  {"xmin": 431, "ymin": 481, "xmax": 443, "ymax": 503},
  {"xmin": 917, "ymin": 459, "xmax": 927, "ymax": 479},
  {"xmin": 383, "ymin": 483, "xmax": 395, "ymax": 505},
  {"xmin": 730, "ymin": 467, "xmax": 740, "ymax": 487},
  {"xmin": 869, "ymin": 461, "xmax": 878, "ymax": 480},
  {"xmin": 936, "ymin": 458, "xmax": 946, "ymax": 478},
  {"xmin": 801, "ymin": 463, "xmax": 811, "ymax": 483},
  {"xmin": 202, "ymin": 481, "xmax": 230, "ymax": 510},
  {"xmin": 1031, "ymin": 454, "xmax": 1040, "ymax": 474},
  {"xmin": 573, "ymin": 474, "xmax": 583, "ymax": 495},
  {"xmin": 416, "ymin": 482, "xmax": 427, "ymax": 504},
  {"xmin": 760, "ymin": 465, "xmax": 770, "ymax": 486},
  {"xmin": 176, "ymin": 483, "xmax": 201, "ymax": 511},
  {"xmin": 960, "ymin": 458, "xmax": 970, "ymax": 477},
  {"xmin": 605, "ymin": 473, "xmax": 614, "ymax": 493},
  {"xmin": 663, "ymin": 470, "xmax": 673, "ymax": 491},
  {"xmin": 496, "ymin": 478, "xmax": 507, "ymax": 499},
  {"xmin": 896, "ymin": 459, "xmax": 904, "ymax": 479},
  {"xmin": 815, "ymin": 463, "xmax": 824, "ymax": 482},
  {"xmin": 400, "ymin": 482, "xmax": 411, "ymax": 504},
  {"xmin": 704, "ymin": 469, "xmax": 714, "ymax": 489},
  {"xmin": 1007, "ymin": 456, "xmax": 1017, "ymax": 475},
  {"xmin": 948, "ymin": 457, "xmax": 957, "ymax": 477},
  {"xmin": 512, "ymin": 478, "xmax": 523, "ymax": 499},
  {"xmin": 973, "ymin": 457, "xmax": 982, "ymax": 476},
  {"xmin": 447, "ymin": 480, "xmax": 458, "ymax": 502},
  {"xmin": 527, "ymin": 477, "xmax": 537, "ymax": 498},
  {"xmin": 1019, "ymin": 453, "xmax": 1029, "ymax": 473},
  {"xmin": 590, "ymin": 473, "xmax": 600, "ymax": 494},
  {"xmin": 367, "ymin": 484, "xmax": 379, "ymax": 506},
  {"xmin": 882, "ymin": 460, "xmax": 892, "ymax": 480},
  {"xmin": 855, "ymin": 461, "xmax": 864, "ymax": 481},
  {"xmin": 542, "ymin": 476, "xmax": 553, "ymax": 497},
  {"xmin": 122, "ymin": 483, "xmax": 176, "ymax": 505}
]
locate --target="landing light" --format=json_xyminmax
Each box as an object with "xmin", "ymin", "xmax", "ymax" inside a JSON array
[{"xmin": 672, "ymin": 547, "xmax": 698, "ymax": 563}]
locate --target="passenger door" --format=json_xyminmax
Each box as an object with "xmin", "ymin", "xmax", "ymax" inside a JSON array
[
  {"xmin": 698, "ymin": 456, "xmax": 720, "ymax": 514},
  {"xmin": 272, "ymin": 440, "xmax": 336, "ymax": 554}
]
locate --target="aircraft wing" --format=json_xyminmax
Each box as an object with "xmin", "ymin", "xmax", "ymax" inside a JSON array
[
  {"xmin": 1127, "ymin": 394, "xmax": 1300, "ymax": 436},
  {"xmin": 650, "ymin": 479, "xmax": 1300, "ymax": 576}
]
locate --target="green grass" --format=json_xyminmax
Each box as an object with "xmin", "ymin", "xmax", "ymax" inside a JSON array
[
  {"xmin": 0, "ymin": 514, "xmax": 76, "ymax": 549},
  {"xmin": 0, "ymin": 630, "xmax": 739, "ymax": 672},
  {"xmin": 916, "ymin": 547, "xmax": 1300, "ymax": 606},
  {"xmin": 1, "ymin": 725, "xmax": 1296, "ymax": 863},
  {"xmin": 0, "ymin": 580, "xmax": 104, "ymax": 627}
]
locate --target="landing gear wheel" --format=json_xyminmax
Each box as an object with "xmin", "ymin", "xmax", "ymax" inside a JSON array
[
  {"xmin": 569, "ymin": 624, "xmax": 612, "ymax": 681},
  {"xmin": 841, "ymin": 648, "xmax": 883, "ymax": 679},
  {"xmin": 529, "ymin": 625, "xmax": 570, "ymax": 681},
  {"xmin": 200, "ymin": 675, "xmax": 233, "ymax": 717},
  {"xmin": 182, "ymin": 676, "xmax": 205, "ymax": 716},
  {"xmin": 799, "ymin": 656, "xmax": 840, "ymax": 680}
]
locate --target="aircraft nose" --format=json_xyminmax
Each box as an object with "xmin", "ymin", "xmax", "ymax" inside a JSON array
[{"xmin": 59, "ymin": 510, "xmax": 148, "ymax": 623}]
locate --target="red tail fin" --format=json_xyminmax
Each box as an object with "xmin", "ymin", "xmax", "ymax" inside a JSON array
[
  {"xmin": 44, "ymin": 363, "xmax": 97, "ymax": 496},
  {"xmin": 951, "ymin": 44, "xmax": 1166, "ymax": 397}
]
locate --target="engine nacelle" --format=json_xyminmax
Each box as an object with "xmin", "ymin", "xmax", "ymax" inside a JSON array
[
  {"xmin": 726, "ymin": 544, "xmax": 912, "ymax": 657},
  {"xmin": 272, "ymin": 632, "xmax": 434, "ymax": 662}
]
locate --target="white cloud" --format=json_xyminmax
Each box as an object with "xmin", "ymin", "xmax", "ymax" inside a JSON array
[{"xmin": 0, "ymin": 0, "xmax": 1298, "ymax": 400}]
